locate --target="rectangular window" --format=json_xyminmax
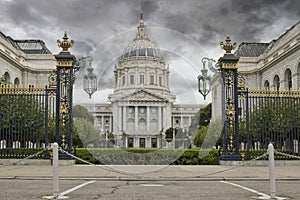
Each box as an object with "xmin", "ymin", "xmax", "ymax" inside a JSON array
[
  {"xmin": 130, "ymin": 75, "xmax": 134, "ymax": 85},
  {"xmin": 122, "ymin": 76, "xmax": 125, "ymax": 85},
  {"xmin": 140, "ymin": 75, "xmax": 144, "ymax": 84},
  {"xmin": 128, "ymin": 138, "xmax": 134, "ymax": 148},
  {"xmin": 150, "ymin": 75, "xmax": 154, "ymax": 85},
  {"xmin": 139, "ymin": 138, "xmax": 145, "ymax": 148},
  {"xmin": 159, "ymin": 76, "xmax": 162, "ymax": 86},
  {"xmin": 151, "ymin": 138, "xmax": 157, "ymax": 148}
]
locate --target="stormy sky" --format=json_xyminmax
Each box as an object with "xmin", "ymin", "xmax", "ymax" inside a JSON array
[{"xmin": 0, "ymin": 0, "xmax": 299, "ymax": 104}]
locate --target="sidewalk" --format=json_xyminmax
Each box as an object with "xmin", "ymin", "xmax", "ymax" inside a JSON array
[{"xmin": 0, "ymin": 164, "xmax": 299, "ymax": 180}]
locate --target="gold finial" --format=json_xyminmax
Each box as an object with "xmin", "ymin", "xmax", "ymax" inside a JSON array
[
  {"xmin": 57, "ymin": 31, "xmax": 74, "ymax": 52},
  {"xmin": 220, "ymin": 34, "xmax": 236, "ymax": 54}
]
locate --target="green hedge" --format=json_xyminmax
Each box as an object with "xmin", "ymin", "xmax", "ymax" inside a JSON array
[{"xmin": 75, "ymin": 148, "xmax": 219, "ymax": 165}]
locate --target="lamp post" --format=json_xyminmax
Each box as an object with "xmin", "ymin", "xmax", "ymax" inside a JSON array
[
  {"xmin": 83, "ymin": 57, "xmax": 97, "ymax": 98},
  {"xmin": 74, "ymin": 56, "xmax": 97, "ymax": 99},
  {"xmin": 198, "ymin": 57, "xmax": 220, "ymax": 100}
]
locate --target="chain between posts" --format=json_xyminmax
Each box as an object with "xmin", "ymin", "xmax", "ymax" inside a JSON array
[
  {"xmin": 0, "ymin": 147, "xmax": 51, "ymax": 168},
  {"xmin": 60, "ymin": 147, "xmax": 270, "ymax": 180},
  {"xmin": 59, "ymin": 148, "xmax": 143, "ymax": 178},
  {"xmin": 3, "ymin": 147, "xmax": 298, "ymax": 179},
  {"xmin": 274, "ymin": 151, "xmax": 300, "ymax": 160}
]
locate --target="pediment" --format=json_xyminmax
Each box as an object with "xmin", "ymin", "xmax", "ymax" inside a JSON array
[{"xmin": 121, "ymin": 89, "xmax": 166, "ymax": 102}]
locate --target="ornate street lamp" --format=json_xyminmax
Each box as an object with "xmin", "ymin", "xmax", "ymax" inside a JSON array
[
  {"xmin": 198, "ymin": 57, "xmax": 220, "ymax": 100},
  {"xmin": 82, "ymin": 57, "xmax": 97, "ymax": 98},
  {"xmin": 73, "ymin": 56, "xmax": 98, "ymax": 98}
]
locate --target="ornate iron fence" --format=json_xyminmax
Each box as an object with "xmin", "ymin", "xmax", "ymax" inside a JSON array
[
  {"xmin": 0, "ymin": 84, "xmax": 55, "ymax": 158},
  {"xmin": 239, "ymin": 88, "xmax": 300, "ymax": 159}
]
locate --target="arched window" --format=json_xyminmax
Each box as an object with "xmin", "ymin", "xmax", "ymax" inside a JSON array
[
  {"xmin": 127, "ymin": 118, "xmax": 134, "ymax": 132},
  {"xmin": 14, "ymin": 78, "xmax": 20, "ymax": 85},
  {"xmin": 273, "ymin": 75, "xmax": 280, "ymax": 90},
  {"xmin": 264, "ymin": 80, "xmax": 270, "ymax": 88},
  {"xmin": 138, "ymin": 118, "xmax": 146, "ymax": 132},
  {"xmin": 150, "ymin": 118, "xmax": 158, "ymax": 132},
  {"xmin": 284, "ymin": 68, "xmax": 292, "ymax": 89},
  {"xmin": 4, "ymin": 72, "xmax": 10, "ymax": 84}
]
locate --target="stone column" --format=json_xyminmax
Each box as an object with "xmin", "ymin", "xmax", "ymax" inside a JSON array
[
  {"xmin": 158, "ymin": 106, "xmax": 162, "ymax": 131},
  {"xmin": 125, "ymin": 136, "xmax": 128, "ymax": 148},
  {"xmin": 146, "ymin": 67, "xmax": 149, "ymax": 85},
  {"xmin": 146, "ymin": 106, "xmax": 150, "ymax": 132},
  {"xmin": 162, "ymin": 107, "xmax": 167, "ymax": 131},
  {"xmin": 155, "ymin": 68, "xmax": 158, "ymax": 85},
  {"xmin": 166, "ymin": 69, "xmax": 170, "ymax": 88},
  {"xmin": 180, "ymin": 116, "xmax": 183, "ymax": 129},
  {"xmin": 109, "ymin": 116, "xmax": 112, "ymax": 132},
  {"xmin": 101, "ymin": 116, "xmax": 104, "ymax": 132},
  {"xmin": 135, "ymin": 136, "xmax": 138, "ymax": 148},
  {"xmin": 125, "ymin": 68, "xmax": 128, "ymax": 85},
  {"xmin": 112, "ymin": 103, "xmax": 118, "ymax": 135},
  {"xmin": 123, "ymin": 106, "xmax": 127, "ymax": 132},
  {"xmin": 119, "ymin": 106, "xmax": 122, "ymax": 133},
  {"xmin": 135, "ymin": 67, "xmax": 138, "ymax": 86},
  {"xmin": 135, "ymin": 106, "xmax": 138, "ymax": 132}
]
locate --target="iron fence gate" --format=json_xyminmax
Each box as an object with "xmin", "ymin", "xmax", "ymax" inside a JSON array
[
  {"xmin": 0, "ymin": 84, "xmax": 55, "ymax": 158},
  {"xmin": 238, "ymin": 88, "xmax": 300, "ymax": 159}
]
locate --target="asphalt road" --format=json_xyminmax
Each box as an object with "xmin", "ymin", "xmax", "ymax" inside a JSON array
[{"xmin": 0, "ymin": 179, "xmax": 298, "ymax": 200}]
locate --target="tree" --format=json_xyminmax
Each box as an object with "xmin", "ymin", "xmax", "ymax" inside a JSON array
[
  {"xmin": 73, "ymin": 118, "xmax": 99, "ymax": 147},
  {"xmin": 192, "ymin": 119, "xmax": 222, "ymax": 148},
  {"xmin": 72, "ymin": 104, "xmax": 100, "ymax": 147},
  {"xmin": 73, "ymin": 105, "xmax": 94, "ymax": 124},
  {"xmin": 193, "ymin": 126, "xmax": 208, "ymax": 147},
  {"xmin": 165, "ymin": 127, "xmax": 180, "ymax": 142},
  {"xmin": 0, "ymin": 94, "xmax": 47, "ymax": 147},
  {"xmin": 107, "ymin": 132, "xmax": 115, "ymax": 147},
  {"xmin": 188, "ymin": 103, "xmax": 211, "ymax": 135},
  {"xmin": 245, "ymin": 97, "xmax": 300, "ymax": 149}
]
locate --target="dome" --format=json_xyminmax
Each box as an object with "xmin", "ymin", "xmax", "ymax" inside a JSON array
[
  {"xmin": 120, "ymin": 39, "xmax": 163, "ymax": 61},
  {"xmin": 119, "ymin": 12, "xmax": 164, "ymax": 62}
]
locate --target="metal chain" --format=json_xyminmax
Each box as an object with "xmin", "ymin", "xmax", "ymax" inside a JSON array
[
  {"xmin": 274, "ymin": 151, "xmax": 300, "ymax": 159},
  {"xmin": 0, "ymin": 147, "xmax": 50, "ymax": 168},
  {"xmin": 59, "ymin": 148, "xmax": 270, "ymax": 180},
  {"xmin": 59, "ymin": 148, "xmax": 144, "ymax": 178},
  {"xmin": 181, "ymin": 151, "xmax": 269, "ymax": 179}
]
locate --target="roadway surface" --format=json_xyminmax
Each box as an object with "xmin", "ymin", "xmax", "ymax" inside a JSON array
[
  {"xmin": 0, "ymin": 164, "xmax": 299, "ymax": 199},
  {"xmin": 0, "ymin": 179, "xmax": 298, "ymax": 199}
]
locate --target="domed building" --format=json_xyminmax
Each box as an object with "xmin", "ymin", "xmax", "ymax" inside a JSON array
[
  {"xmin": 110, "ymin": 12, "xmax": 176, "ymax": 148},
  {"xmin": 83, "ymin": 12, "xmax": 204, "ymax": 148}
]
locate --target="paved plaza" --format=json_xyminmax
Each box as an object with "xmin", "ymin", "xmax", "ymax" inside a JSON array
[{"xmin": 0, "ymin": 164, "xmax": 299, "ymax": 199}]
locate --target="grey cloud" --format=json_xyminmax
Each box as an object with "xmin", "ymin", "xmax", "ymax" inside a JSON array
[{"xmin": 0, "ymin": 0, "xmax": 299, "ymax": 103}]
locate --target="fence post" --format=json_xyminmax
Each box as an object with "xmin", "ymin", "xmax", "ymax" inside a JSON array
[
  {"xmin": 268, "ymin": 143, "xmax": 276, "ymax": 199},
  {"xmin": 53, "ymin": 142, "xmax": 59, "ymax": 198}
]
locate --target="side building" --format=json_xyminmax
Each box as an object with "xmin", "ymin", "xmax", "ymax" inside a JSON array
[
  {"xmin": 212, "ymin": 21, "xmax": 300, "ymax": 119},
  {"xmin": 0, "ymin": 31, "xmax": 55, "ymax": 85}
]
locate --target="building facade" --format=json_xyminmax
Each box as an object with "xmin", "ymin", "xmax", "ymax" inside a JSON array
[
  {"xmin": 83, "ymin": 13, "xmax": 204, "ymax": 148},
  {"xmin": 212, "ymin": 21, "xmax": 300, "ymax": 119},
  {"xmin": 0, "ymin": 31, "xmax": 55, "ymax": 86}
]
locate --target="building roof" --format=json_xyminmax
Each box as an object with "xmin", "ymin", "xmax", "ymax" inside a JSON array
[
  {"xmin": 0, "ymin": 31, "xmax": 51, "ymax": 54},
  {"xmin": 119, "ymin": 11, "xmax": 164, "ymax": 62},
  {"xmin": 234, "ymin": 42, "xmax": 269, "ymax": 57},
  {"xmin": 234, "ymin": 20, "xmax": 300, "ymax": 58}
]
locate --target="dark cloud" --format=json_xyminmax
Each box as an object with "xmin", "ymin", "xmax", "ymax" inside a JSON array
[{"xmin": 0, "ymin": 0, "xmax": 299, "ymax": 103}]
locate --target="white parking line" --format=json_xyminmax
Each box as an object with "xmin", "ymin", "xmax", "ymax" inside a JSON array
[
  {"xmin": 43, "ymin": 180, "xmax": 95, "ymax": 199},
  {"xmin": 220, "ymin": 181, "xmax": 287, "ymax": 200},
  {"xmin": 60, "ymin": 180, "xmax": 95, "ymax": 197}
]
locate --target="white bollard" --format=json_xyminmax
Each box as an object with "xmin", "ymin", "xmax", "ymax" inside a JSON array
[
  {"xmin": 268, "ymin": 143, "xmax": 276, "ymax": 199},
  {"xmin": 53, "ymin": 142, "xmax": 59, "ymax": 198}
]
